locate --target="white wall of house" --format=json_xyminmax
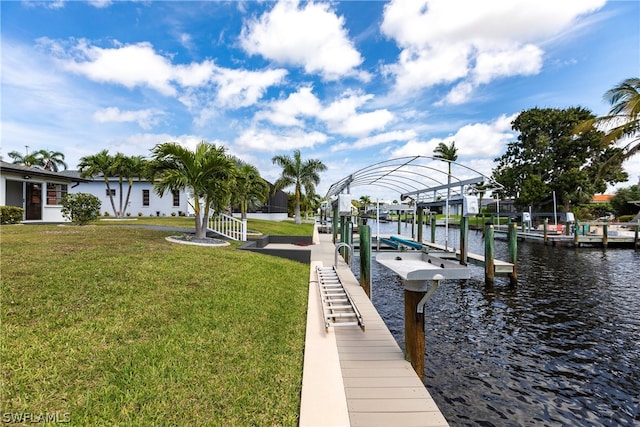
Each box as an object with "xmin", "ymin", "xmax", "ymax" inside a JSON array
[
  {"xmin": 71, "ymin": 180, "xmax": 190, "ymax": 217},
  {"xmin": 1, "ymin": 171, "xmax": 69, "ymax": 222}
]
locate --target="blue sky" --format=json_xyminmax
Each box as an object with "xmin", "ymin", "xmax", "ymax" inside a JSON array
[{"xmin": 2, "ymin": 0, "xmax": 639, "ymax": 199}]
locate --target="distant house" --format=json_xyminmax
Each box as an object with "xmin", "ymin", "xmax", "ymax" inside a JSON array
[
  {"xmin": 63, "ymin": 171, "xmax": 190, "ymax": 217},
  {"xmin": 231, "ymin": 184, "xmax": 289, "ymax": 221},
  {"xmin": 0, "ymin": 160, "xmax": 88, "ymax": 222},
  {"xmin": 590, "ymin": 194, "xmax": 615, "ymax": 204}
]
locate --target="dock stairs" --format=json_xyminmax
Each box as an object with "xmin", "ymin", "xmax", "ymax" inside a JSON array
[{"xmin": 316, "ymin": 266, "xmax": 364, "ymax": 331}]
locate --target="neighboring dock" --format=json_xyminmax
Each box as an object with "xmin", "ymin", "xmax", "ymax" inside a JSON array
[{"xmin": 300, "ymin": 229, "xmax": 449, "ymax": 427}]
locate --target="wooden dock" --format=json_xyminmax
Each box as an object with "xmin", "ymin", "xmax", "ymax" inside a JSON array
[{"xmin": 300, "ymin": 229, "xmax": 449, "ymax": 427}]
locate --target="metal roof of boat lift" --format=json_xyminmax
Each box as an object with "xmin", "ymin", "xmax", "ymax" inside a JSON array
[{"xmin": 324, "ymin": 155, "xmax": 503, "ymax": 206}]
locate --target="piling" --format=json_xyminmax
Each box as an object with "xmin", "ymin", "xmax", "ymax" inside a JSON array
[
  {"xmin": 340, "ymin": 217, "xmax": 349, "ymax": 263},
  {"xmin": 574, "ymin": 219, "xmax": 580, "ymax": 247},
  {"xmin": 404, "ymin": 289, "xmax": 425, "ymax": 380},
  {"xmin": 603, "ymin": 219, "xmax": 609, "ymax": 248},
  {"xmin": 417, "ymin": 208, "xmax": 424, "ymax": 243},
  {"xmin": 635, "ymin": 220, "xmax": 639, "ymax": 251},
  {"xmin": 543, "ymin": 218, "xmax": 548, "ymax": 245},
  {"xmin": 459, "ymin": 216, "xmax": 468, "ymax": 266},
  {"xmin": 359, "ymin": 225, "xmax": 371, "ymax": 298},
  {"xmin": 508, "ymin": 223, "xmax": 518, "ymax": 285},
  {"xmin": 484, "ymin": 222, "xmax": 495, "ymax": 286},
  {"xmin": 430, "ymin": 215, "xmax": 436, "ymax": 244},
  {"xmin": 397, "ymin": 211, "xmax": 401, "ymax": 234}
]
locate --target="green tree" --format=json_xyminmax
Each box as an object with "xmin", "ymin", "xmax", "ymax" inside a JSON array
[
  {"xmin": 493, "ymin": 107, "xmax": 628, "ymax": 212},
  {"xmin": 61, "ymin": 193, "xmax": 101, "ymax": 225},
  {"xmin": 78, "ymin": 150, "xmax": 118, "ymax": 217},
  {"xmin": 231, "ymin": 160, "xmax": 270, "ymax": 221},
  {"xmin": 610, "ymin": 184, "xmax": 640, "ymax": 217},
  {"xmin": 272, "ymin": 149, "xmax": 327, "ymax": 224},
  {"xmin": 36, "ymin": 149, "xmax": 68, "ymax": 171},
  {"xmin": 151, "ymin": 141, "xmax": 235, "ymax": 239}
]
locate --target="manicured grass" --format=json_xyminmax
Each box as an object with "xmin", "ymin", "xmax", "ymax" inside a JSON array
[{"xmin": 1, "ymin": 224, "xmax": 310, "ymax": 425}]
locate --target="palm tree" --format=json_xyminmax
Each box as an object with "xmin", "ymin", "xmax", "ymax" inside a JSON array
[
  {"xmin": 120, "ymin": 155, "xmax": 148, "ymax": 217},
  {"xmin": 151, "ymin": 141, "xmax": 235, "ymax": 239},
  {"xmin": 37, "ymin": 149, "xmax": 68, "ymax": 171},
  {"xmin": 576, "ymin": 77, "xmax": 640, "ymax": 175},
  {"xmin": 79, "ymin": 150, "xmax": 118, "ymax": 217},
  {"xmin": 7, "ymin": 150, "xmax": 44, "ymax": 168},
  {"xmin": 434, "ymin": 141, "xmax": 458, "ymax": 249},
  {"xmin": 232, "ymin": 160, "xmax": 270, "ymax": 221},
  {"xmin": 272, "ymin": 149, "xmax": 327, "ymax": 224}
]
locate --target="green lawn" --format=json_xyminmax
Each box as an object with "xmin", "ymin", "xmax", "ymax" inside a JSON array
[{"xmin": 1, "ymin": 222, "xmax": 311, "ymax": 425}]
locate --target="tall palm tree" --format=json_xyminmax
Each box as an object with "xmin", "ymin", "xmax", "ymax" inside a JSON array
[
  {"xmin": 434, "ymin": 141, "xmax": 458, "ymax": 249},
  {"xmin": 576, "ymin": 77, "xmax": 640, "ymax": 175},
  {"xmin": 151, "ymin": 141, "xmax": 235, "ymax": 239},
  {"xmin": 37, "ymin": 149, "xmax": 68, "ymax": 171},
  {"xmin": 272, "ymin": 149, "xmax": 327, "ymax": 224},
  {"xmin": 232, "ymin": 160, "xmax": 270, "ymax": 221},
  {"xmin": 120, "ymin": 155, "xmax": 148, "ymax": 217},
  {"xmin": 79, "ymin": 150, "xmax": 118, "ymax": 217}
]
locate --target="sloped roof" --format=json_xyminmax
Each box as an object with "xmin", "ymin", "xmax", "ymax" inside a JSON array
[{"xmin": 0, "ymin": 161, "xmax": 89, "ymax": 182}]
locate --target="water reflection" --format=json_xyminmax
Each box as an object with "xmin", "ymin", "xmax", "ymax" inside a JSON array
[{"xmin": 354, "ymin": 221, "xmax": 640, "ymax": 426}]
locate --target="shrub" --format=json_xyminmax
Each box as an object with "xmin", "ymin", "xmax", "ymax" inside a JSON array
[
  {"xmin": 0, "ymin": 206, "xmax": 24, "ymax": 224},
  {"xmin": 138, "ymin": 212, "xmax": 143, "ymax": 217},
  {"xmin": 171, "ymin": 212, "xmax": 177, "ymax": 217},
  {"xmin": 61, "ymin": 193, "xmax": 101, "ymax": 225},
  {"xmin": 126, "ymin": 212, "xmax": 132, "ymax": 217},
  {"xmin": 104, "ymin": 211, "xmax": 110, "ymax": 217}
]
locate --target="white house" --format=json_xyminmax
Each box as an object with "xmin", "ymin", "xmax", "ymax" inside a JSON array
[
  {"xmin": 63, "ymin": 171, "xmax": 190, "ymax": 217},
  {"xmin": 1, "ymin": 160, "xmax": 87, "ymax": 222}
]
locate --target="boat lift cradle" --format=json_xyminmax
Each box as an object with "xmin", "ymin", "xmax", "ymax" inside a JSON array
[{"xmin": 316, "ymin": 266, "xmax": 364, "ymax": 331}]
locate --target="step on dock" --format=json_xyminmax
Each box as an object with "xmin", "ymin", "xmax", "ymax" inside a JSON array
[{"xmin": 316, "ymin": 266, "xmax": 364, "ymax": 331}]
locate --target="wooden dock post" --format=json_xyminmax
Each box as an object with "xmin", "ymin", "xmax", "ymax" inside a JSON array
[
  {"xmin": 459, "ymin": 216, "xmax": 468, "ymax": 266},
  {"xmin": 508, "ymin": 223, "xmax": 518, "ymax": 285},
  {"xmin": 340, "ymin": 217, "xmax": 349, "ymax": 262},
  {"xmin": 484, "ymin": 222, "xmax": 495, "ymax": 286},
  {"xmin": 430, "ymin": 215, "xmax": 436, "ymax": 243},
  {"xmin": 574, "ymin": 219, "xmax": 580, "ymax": 247},
  {"xmin": 635, "ymin": 220, "xmax": 639, "ymax": 250},
  {"xmin": 397, "ymin": 211, "xmax": 401, "ymax": 234},
  {"xmin": 603, "ymin": 219, "xmax": 609, "ymax": 248},
  {"xmin": 404, "ymin": 289, "xmax": 425, "ymax": 380},
  {"xmin": 359, "ymin": 225, "xmax": 371, "ymax": 298},
  {"xmin": 543, "ymin": 218, "xmax": 548, "ymax": 245}
]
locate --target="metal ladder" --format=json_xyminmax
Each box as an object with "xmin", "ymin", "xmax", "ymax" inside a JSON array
[{"xmin": 316, "ymin": 266, "xmax": 364, "ymax": 331}]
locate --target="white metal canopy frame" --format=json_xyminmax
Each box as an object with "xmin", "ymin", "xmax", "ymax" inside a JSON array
[{"xmin": 325, "ymin": 156, "xmax": 503, "ymax": 205}]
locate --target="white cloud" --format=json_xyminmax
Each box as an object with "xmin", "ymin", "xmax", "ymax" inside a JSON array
[
  {"xmin": 331, "ymin": 130, "xmax": 418, "ymax": 152},
  {"xmin": 391, "ymin": 114, "xmax": 517, "ymax": 159},
  {"xmin": 212, "ymin": 67, "xmax": 288, "ymax": 109},
  {"xmin": 235, "ymin": 128, "xmax": 328, "ymax": 152},
  {"xmin": 92, "ymin": 107, "xmax": 165, "ymax": 130},
  {"xmin": 319, "ymin": 90, "xmax": 394, "ymax": 137},
  {"xmin": 240, "ymin": 0, "xmax": 364, "ymax": 80},
  {"xmin": 255, "ymin": 86, "xmax": 322, "ymax": 127},
  {"xmin": 381, "ymin": 0, "xmax": 606, "ymax": 102}
]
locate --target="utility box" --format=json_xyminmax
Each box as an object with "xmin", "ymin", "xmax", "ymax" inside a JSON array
[
  {"xmin": 462, "ymin": 195, "xmax": 479, "ymax": 217},
  {"xmin": 565, "ymin": 212, "xmax": 575, "ymax": 223},
  {"xmin": 522, "ymin": 212, "xmax": 531, "ymax": 223},
  {"xmin": 338, "ymin": 194, "xmax": 352, "ymax": 216}
]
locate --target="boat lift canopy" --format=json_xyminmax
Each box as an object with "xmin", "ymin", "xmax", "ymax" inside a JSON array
[{"xmin": 325, "ymin": 156, "xmax": 502, "ymax": 205}]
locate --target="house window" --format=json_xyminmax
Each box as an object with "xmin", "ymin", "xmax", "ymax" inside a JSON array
[
  {"xmin": 142, "ymin": 189, "xmax": 150, "ymax": 207},
  {"xmin": 106, "ymin": 189, "xmax": 116, "ymax": 197},
  {"xmin": 46, "ymin": 183, "xmax": 67, "ymax": 205},
  {"xmin": 172, "ymin": 190, "xmax": 180, "ymax": 207}
]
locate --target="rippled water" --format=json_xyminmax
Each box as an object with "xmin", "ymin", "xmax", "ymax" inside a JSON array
[{"xmin": 353, "ymin": 221, "xmax": 640, "ymax": 426}]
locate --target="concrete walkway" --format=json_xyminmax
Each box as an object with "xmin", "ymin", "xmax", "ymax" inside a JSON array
[{"xmin": 299, "ymin": 228, "xmax": 449, "ymax": 427}]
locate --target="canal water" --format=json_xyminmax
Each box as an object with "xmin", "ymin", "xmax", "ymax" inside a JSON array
[{"xmin": 353, "ymin": 220, "xmax": 640, "ymax": 426}]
